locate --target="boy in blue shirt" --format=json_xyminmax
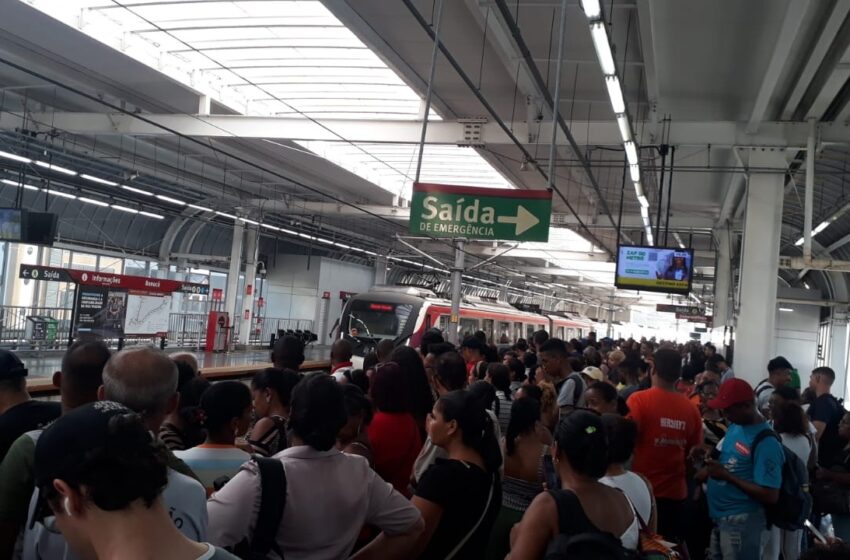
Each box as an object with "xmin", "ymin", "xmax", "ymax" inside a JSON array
[{"xmin": 696, "ymin": 378, "xmax": 783, "ymax": 560}]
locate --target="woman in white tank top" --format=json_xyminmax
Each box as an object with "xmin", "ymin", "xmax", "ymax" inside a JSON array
[{"xmin": 599, "ymin": 414, "xmax": 657, "ymax": 531}]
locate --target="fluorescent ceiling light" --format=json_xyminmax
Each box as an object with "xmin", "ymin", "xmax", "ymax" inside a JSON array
[
  {"xmin": 79, "ymin": 197, "xmax": 109, "ymax": 207},
  {"xmin": 590, "ymin": 22, "xmax": 615, "ymax": 75},
  {"xmin": 111, "ymin": 204, "xmax": 139, "ymax": 214},
  {"xmin": 624, "ymin": 141, "xmax": 638, "ymax": 165},
  {"xmin": 0, "ymin": 150, "xmax": 31, "ymax": 164},
  {"xmin": 215, "ymin": 211, "xmax": 237, "ymax": 220},
  {"xmin": 581, "ymin": 0, "xmax": 602, "ymax": 19},
  {"xmin": 139, "ymin": 211, "xmax": 164, "ymax": 220},
  {"xmin": 188, "ymin": 204, "xmax": 213, "ymax": 213},
  {"xmin": 616, "ymin": 114, "xmax": 631, "ymax": 143},
  {"xmin": 80, "ymin": 174, "xmax": 118, "ymax": 186},
  {"xmin": 34, "ymin": 161, "xmax": 77, "ymax": 176},
  {"xmin": 794, "ymin": 237, "xmax": 804, "ymax": 246},
  {"xmin": 633, "ymin": 181, "xmax": 644, "ymax": 197},
  {"xmin": 46, "ymin": 190, "xmax": 76, "ymax": 200},
  {"xmin": 779, "ymin": 307, "xmax": 794, "ymax": 312},
  {"xmin": 22, "ymin": 184, "xmax": 39, "ymax": 192},
  {"xmin": 261, "ymin": 223, "xmax": 281, "ymax": 232},
  {"xmin": 629, "ymin": 164, "xmax": 640, "ymax": 183},
  {"xmin": 642, "ymin": 215, "xmax": 650, "ymax": 227},
  {"xmin": 155, "ymin": 194, "xmax": 186, "ymax": 206},
  {"xmin": 121, "ymin": 185, "xmax": 153, "ymax": 196},
  {"xmin": 605, "ymin": 75, "xmax": 625, "ymax": 114},
  {"xmin": 638, "ymin": 194, "xmax": 650, "ymax": 208},
  {"xmin": 640, "ymin": 206, "xmax": 649, "ymax": 219},
  {"xmin": 238, "ymin": 217, "xmax": 260, "ymax": 225},
  {"xmin": 813, "ymin": 221, "xmax": 830, "ymax": 234}
]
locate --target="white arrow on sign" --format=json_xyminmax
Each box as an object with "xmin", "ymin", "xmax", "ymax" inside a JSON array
[{"xmin": 497, "ymin": 205, "xmax": 540, "ymax": 236}]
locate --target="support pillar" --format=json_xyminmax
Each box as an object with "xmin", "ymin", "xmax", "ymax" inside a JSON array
[
  {"xmin": 374, "ymin": 255, "xmax": 388, "ymax": 286},
  {"xmin": 448, "ymin": 239, "xmax": 465, "ymax": 345},
  {"xmin": 224, "ymin": 221, "xmax": 244, "ymax": 342},
  {"xmin": 239, "ymin": 225, "xmax": 258, "ymax": 346},
  {"xmin": 829, "ymin": 310, "xmax": 849, "ymax": 402},
  {"xmin": 714, "ymin": 226, "xmax": 732, "ymax": 338},
  {"xmin": 734, "ymin": 149, "xmax": 787, "ymax": 385}
]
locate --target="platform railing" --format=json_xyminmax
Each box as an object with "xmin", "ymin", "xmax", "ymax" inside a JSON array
[
  {"xmin": 235, "ymin": 317, "xmax": 315, "ymax": 346},
  {"xmin": 166, "ymin": 313, "xmax": 209, "ymax": 349},
  {"xmin": 0, "ymin": 306, "xmax": 73, "ymax": 348}
]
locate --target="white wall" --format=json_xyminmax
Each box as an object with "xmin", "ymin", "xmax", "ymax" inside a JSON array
[
  {"xmin": 263, "ymin": 255, "xmax": 375, "ymax": 335},
  {"xmin": 773, "ymin": 287, "xmax": 821, "ymax": 388}
]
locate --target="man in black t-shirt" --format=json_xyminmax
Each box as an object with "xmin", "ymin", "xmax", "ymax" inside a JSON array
[
  {"xmin": 808, "ymin": 366, "xmax": 845, "ymax": 465},
  {"xmin": 0, "ymin": 350, "xmax": 59, "ymax": 461}
]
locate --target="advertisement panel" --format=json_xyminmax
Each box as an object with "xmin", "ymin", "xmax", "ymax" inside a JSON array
[{"xmin": 615, "ymin": 245, "xmax": 694, "ymax": 295}]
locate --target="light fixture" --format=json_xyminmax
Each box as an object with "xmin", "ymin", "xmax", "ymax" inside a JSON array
[
  {"xmin": 590, "ymin": 22, "xmax": 616, "ymax": 75},
  {"xmin": 155, "ymin": 194, "xmax": 186, "ymax": 206},
  {"xmin": 111, "ymin": 204, "xmax": 140, "ymax": 214},
  {"xmin": 794, "ymin": 237, "xmax": 804, "ymax": 246},
  {"xmin": 624, "ymin": 141, "xmax": 638, "ymax": 165},
  {"xmin": 605, "ymin": 76, "xmax": 626, "ymax": 113},
  {"xmin": 261, "ymin": 223, "xmax": 281, "ymax": 231},
  {"xmin": 638, "ymin": 194, "xmax": 650, "ymax": 208},
  {"xmin": 46, "ymin": 190, "xmax": 76, "ymax": 200},
  {"xmin": 629, "ymin": 164, "xmax": 640, "ymax": 183},
  {"xmin": 640, "ymin": 206, "xmax": 649, "ymax": 219},
  {"xmin": 581, "ymin": 0, "xmax": 602, "ymax": 19},
  {"xmin": 238, "ymin": 217, "xmax": 260, "ymax": 225},
  {"xmin": 779, "ymin": 307, "xmax": 794, "ymax": 312},
  {"xmin": 813, "ymin": 220, "xmax": 830, "ymax": 234},
  {"xmin": 616, "ymin": 114, "xmax": 631, "ymax": 143},
  {"xmin": 187, "ymin": 204, "xmax": 213, "ymax": 213},
  {"xmin": 0, "ymin": 150, "xmax": 31, "ymax": 164},
  {"xmin": 139, "ymin": 211, "xmax": 164, "ymax": 220},
  {"xmin": 633, "ymin": 181, "xmax": 644, "ymax": 197},
  {"xmin": 34, "ymin": 161, "xmax": 77, "ymax": 176},
  {"xmin": 121, "ymin": 185, "xmax": 153, "ymax": 196},
  {"xmin": 80, "ymin": 174, "xmax": 118, "ymax": 186},
  {"xmin": 79, "ymin": 197, "xmax": 109, "ymax": 207},
  {"xmin": 215, "ymin": 211, "xmax": 237, "ymax": 220}
]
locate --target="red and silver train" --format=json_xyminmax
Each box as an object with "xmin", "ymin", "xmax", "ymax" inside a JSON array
[{"xmin": 339, "ymin": 286, "xmax": 593, "ymax": 356}]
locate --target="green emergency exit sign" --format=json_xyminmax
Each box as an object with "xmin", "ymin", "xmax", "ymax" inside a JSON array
[{"xmin": 409, "ymin": 182, "xmax": 552, "ymax": 242}]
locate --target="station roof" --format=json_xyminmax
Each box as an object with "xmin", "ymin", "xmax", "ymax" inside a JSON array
[{"xmin": 0, "ymin": 0, "xmax": 848, "ymax": 312}]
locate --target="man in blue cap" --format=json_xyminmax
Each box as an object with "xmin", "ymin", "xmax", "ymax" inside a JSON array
[{"xmin": 0, "ymin": 349, "xmax": 59, "ymax": 462}]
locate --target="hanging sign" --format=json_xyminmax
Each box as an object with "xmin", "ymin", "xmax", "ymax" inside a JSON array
[
  {"xmin": 20, "ymin": 265, "xmax": 209, "ymax": 295},
  {"xmin": 409, "ymin": 182, "xmax": 552, "ymax": 242}
]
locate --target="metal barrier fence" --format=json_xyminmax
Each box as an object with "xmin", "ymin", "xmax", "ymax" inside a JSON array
[
  {"xmin": 0, "ymin": 306, "xmax": 73, "ymax": 347},
  {"xmin": 166, "ymin": 313, "xmax": 209, "ymax": 350},
  {"xmin": 248, "ymin": 317, "xmax": 314, "ymax": 346}
]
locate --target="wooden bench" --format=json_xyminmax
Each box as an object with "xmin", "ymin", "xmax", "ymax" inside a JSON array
[{"xmin": 28, "ymin": 359, "xmax": 332, "ymax": 397}]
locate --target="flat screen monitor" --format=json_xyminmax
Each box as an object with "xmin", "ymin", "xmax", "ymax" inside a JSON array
[
  {"xmin": 23, "ymin": 212, "xmax": 58, "ymax": 246},
  {"xmin": 0, "ymin": 208, "xmax": 24, "ymax": 241},
  {"xmin": 615, "ymin": 245, "xmax": 694, "ymax": 295}
]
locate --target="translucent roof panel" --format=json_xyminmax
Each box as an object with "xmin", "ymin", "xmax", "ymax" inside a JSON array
[{"xmin": 25, "ymin": 0, "xmax": 516, "ymax": 196}]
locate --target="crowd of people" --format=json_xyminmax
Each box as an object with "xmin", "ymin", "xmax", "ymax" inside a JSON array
[{"xmin": 0, "ymin": 331, "xmax": 848, "ymax": 559}]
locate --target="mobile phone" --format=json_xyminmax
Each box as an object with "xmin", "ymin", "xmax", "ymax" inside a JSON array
[{"xmin": 805, "ymin": 519, "xmax": 828, "ymax": 545}]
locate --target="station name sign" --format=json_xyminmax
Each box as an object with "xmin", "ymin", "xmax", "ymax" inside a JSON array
[
  {"xmin": 20, "ymin": 265, "xmax": 210, "ymax": 295},
  {"xmin": 409, "ymin": 182, "xmax": 552, "ymax": 242}
]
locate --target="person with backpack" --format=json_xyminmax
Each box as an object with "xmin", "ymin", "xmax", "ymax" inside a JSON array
[
  {"xmin": 208, "ymin": 374, "xmax": 424, "ymax": 559},
  {"xmin": 699, "ymin": 378, "xmax": 785, "ymax": 559},
  {"xmin": 538, "ymin": 339, "xmax": 586, "ymax": 412},
  {"xmin": 508, "ymin": 410, "xmax": 638, "ymax": 559},
  {"xmin": 807, "ymin": 366, "xmax": 845, "ymax": 466},
  {"xmin": 755, "ymin": 357, "xmax": 793, "ymax": 417}
]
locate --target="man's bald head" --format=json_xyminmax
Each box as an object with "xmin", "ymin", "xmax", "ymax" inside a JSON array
[
  {"xmin": 102, "ymin": 347, "xmax": 178, "ymax": 421},
  {"xmin": 170, "ymin": 352, "xmax": 199, "ymax": 375},
  {"xmin": 331, "ymin": 339, "xmax": 353, "ymax": 365}
]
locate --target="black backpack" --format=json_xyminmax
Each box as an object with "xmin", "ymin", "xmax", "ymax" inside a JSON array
[
  {"xmin": 751, "ymin": 429, "xmax": 812, "ymax": 531},
  {"xmin": 230, "ymin": 457, "xmax": 288, "ymax": 560},
  {"xmin": 544, "ymin": 490, "xmax": 637, "ymax": 560}
]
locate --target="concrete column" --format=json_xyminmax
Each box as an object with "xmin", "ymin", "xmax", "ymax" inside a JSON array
[
  {"xmin": 225, "ymin": 222, "xmax": 244, "ymax": 338},
  {"xmin": 713, "ymin": 227, "xmax": 731, "ymax": 330},
  {"xmin": 373, "ymin": 256, "xmax": 388, "ymax": 286},
  {"xmin": 239, "ymin": 225, "xmax": 258, "ymax": 345},
  {"xmin": 829, "ymin": 310, "xmax": 849, "ymax": 402},
  {"xmin": 734, "ymin": 149, "xmax": 787, "ymax": 385}
]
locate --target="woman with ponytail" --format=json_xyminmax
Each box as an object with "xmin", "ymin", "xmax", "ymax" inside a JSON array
[
  {"xmin": 487, "ymin": 398, "xmax": 548, "ymax": 560},
  {"xmin": 410, "ymin": 390, "xmax": 502, "ymax": 559}
]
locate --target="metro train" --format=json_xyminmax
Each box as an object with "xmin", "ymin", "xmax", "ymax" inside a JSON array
[{"xmin": 338, "ymin": 286, "xmax": 593, "ymax": 357}]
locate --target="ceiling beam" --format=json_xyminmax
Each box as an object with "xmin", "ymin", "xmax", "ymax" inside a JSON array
[
  {"xmin": 8, "ymin": 111, "xmax": 850, "ymax": 148},
  {"xmin": 746, "ymin": 0, "xmax": 812, "ymax": 132}
]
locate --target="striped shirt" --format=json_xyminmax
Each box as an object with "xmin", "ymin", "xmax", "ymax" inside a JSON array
[
  {"xmin": 174, "ymin": 444, "xmax": 251, "ymax": 496},
  {"xmin": 247, "ymin": 416, "xmax": 287, "ymax": 457}
]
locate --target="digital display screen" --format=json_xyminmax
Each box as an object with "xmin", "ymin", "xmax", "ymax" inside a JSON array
[
  {"xmin": 0, "ymin": 208, "xmax": 24, "ymax": 241},
  {"xmin": 615, "ymin": 245, "xmax": 694, "ymax": 295}
]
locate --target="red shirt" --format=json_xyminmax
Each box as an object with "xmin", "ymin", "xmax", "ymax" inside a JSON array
[
  {"xmin": 627, "ymin": 387, "xmax": 703, "ymax": 500},
  {"xmin": 367, "ymin": 411, "xmax": 422, "ymax": 497}
]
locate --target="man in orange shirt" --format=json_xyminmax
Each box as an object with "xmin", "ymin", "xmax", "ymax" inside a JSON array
[{"xmin": 627, "ymin": 348, "xmax": 702, "ymax": 543}]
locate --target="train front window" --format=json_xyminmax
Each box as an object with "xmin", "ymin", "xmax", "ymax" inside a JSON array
[{"xmin": 347, "ymin": 301, "xmax": 414, "ymax": 339}]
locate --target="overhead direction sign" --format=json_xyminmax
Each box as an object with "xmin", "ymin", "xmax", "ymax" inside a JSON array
[
  {"xmin": 409, "ymin": 182, "xmax": 552, "ymax": 242},
  {"xmin": 19, "ymin": 265, "xmax": 209, "ymax": 295}
]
